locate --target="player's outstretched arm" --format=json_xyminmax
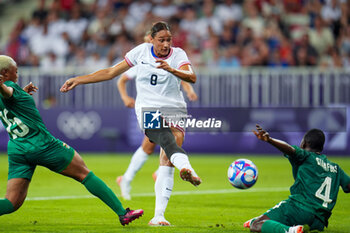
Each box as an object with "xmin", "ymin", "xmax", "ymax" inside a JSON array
[
  {"xmin": 117, "ymin": 74, "xmax": 135, "ymax": 108},
  {"xmin": 181, "ymin": 81, "xmax": 198, "ymax": 101},
  {"xmin": 60, "ymin": 60, "xmax": 130, "ymax": 92},
  {"xmin": 23, "ymin": 82, "xmax": 38, "ymax": 95},
  {"xmin": 156, "ymin": 60, "xmax": 196, "ymax": 83},
  {"xmin": 0, "ymin": 74, "xmax": 13, "ymax": 98},
  {"xmin": 253, "ymin": 124, "xmax": 296, "ymax": 156}
]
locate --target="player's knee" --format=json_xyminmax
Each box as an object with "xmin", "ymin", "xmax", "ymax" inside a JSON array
[{"xmin": 61, "ymin": 162, "xmax": 90, "ymax": 182}]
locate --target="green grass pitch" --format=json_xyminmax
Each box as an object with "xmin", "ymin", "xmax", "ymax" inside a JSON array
[{"xmin": 0, "ymin": 153, "xmax": 349, "ymax": 233}]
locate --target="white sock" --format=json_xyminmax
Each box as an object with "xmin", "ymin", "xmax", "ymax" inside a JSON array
[
  {"xmin": 154, "ymin": 166, "xmax": 174, "ymax": 217},
  {"xmin": 123, "ymin": 146, "xmax": 149, "ymax": 183},
  {"xmin": 170, "ymin": 152, "xmax": 198, "ymax": 177}
]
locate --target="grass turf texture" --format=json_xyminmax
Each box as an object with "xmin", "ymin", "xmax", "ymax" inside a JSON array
[{"xmin": 0, "ymin": 154, "xmax": 349, "ymax": 233}]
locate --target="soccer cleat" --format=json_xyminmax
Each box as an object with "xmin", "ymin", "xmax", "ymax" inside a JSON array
[
  {"xmin": 116, "ymin": 176, "xmax": 131, "ymax": 200},
  {"xmin": 243, "ymin": 218, "xmax": 256, "ymax": 228},
  {"xmin": 119, "ymin": 208, "xmax": 144, "ymax": 226},
  {"xmin": 148, "ymin": 216, "xmax": 171, "ymax": 226},
  {"xmin": 180, "ymin": 168, "xmax": 202, "ymax": 186},
  {"xmin": 288, "ymin": 225, "xmax": 310, "ymax": 233}
]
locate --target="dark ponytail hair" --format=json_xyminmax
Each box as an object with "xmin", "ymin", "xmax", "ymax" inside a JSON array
[{"xmin": 150, "ymin": 21, "xmax": 170, "ymax": 38}]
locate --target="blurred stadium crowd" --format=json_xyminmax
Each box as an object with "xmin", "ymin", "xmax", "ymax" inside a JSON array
[{"xmin": 1, "ymin": 0, "xmax": 350, "ymax": 70}]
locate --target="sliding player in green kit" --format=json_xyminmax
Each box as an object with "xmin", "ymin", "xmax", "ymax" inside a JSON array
[
  {"xmin": 0, "ymin": 55, "xmax": 143, "ymax": 226},
  {"xmin": 244, "ymin": 124, "xmax": 350, "ymax": 233}
]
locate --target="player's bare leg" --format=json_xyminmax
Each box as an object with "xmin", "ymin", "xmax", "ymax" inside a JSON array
[
  {"xmin": 142, "ymin": 137, "xmax": 156, "ymax": 156},
  {"xmin": 61, "ymin": 151, "xmax": 143, "ymax": 225},
  {"xmin": 0, "ymin": 178, "xmax": 30, "ymax": 215},
  {"xmin": 117, "ymin": 136, "xmax": 156, "ymax": 200},
  {"xmin": 60, "ymin": 150, "xmax": 90, "ymax": 182}
]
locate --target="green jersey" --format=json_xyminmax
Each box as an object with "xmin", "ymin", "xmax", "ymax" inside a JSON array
[
  {"xmin": 285, "ymin": 146, "xmax": 350, "ymax": 226},
  {"xmin": 0, "ymin": 81, "xmax": 55, "ymax": 154}
]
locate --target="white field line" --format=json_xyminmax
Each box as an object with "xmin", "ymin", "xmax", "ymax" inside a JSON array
[{"xmin": 26, "ymin": 187, "xmax": 289, "ymax": 201}]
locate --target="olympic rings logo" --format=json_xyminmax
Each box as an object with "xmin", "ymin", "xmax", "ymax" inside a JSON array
[{"xmin": 57, "ymin": 111, "xmax": 101, "ymax": 139}]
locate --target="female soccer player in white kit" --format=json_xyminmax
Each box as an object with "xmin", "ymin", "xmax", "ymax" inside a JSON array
[
  {"xmin": 117, "ymin": 64, "xmax": 198, "ymax": 201},
  {"xmin": 61, "ymin": 21, "xmax": 201, "ymax": 226}
]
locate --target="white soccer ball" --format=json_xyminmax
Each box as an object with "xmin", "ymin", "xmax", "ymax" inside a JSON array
[{"xmin": 227, "ymin": 159, "xmax": 258, "ymax": 189}]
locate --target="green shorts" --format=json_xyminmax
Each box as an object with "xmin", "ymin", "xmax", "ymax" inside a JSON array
[
  {"xmin": 8, "ymin": 139, "xmax": 75, "ymax": 180},
  {"xmin": 264, "ymin": 199, "xmax": 325, "ymax": 231}
]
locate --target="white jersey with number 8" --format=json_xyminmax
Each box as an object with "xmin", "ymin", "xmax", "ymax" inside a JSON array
[{"xmin": 124, "ymin": 43, "xmax": 191, "ymax": 128}]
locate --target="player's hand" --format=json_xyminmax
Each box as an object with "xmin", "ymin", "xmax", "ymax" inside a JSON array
[
  {"xmin": 187, "ymin": 91, "xmax": 198, "ymax": 101},
  {"xmin": 60, "ymin": 77, "xmax": 79, "ymax": 92},
  {"xmin": 122, "ymin": 96, "xmax": 135, "ymax": 108},
  {"xmin": 253, "ymin": 124, "xmax": 270, "ymax": 142},
  {"xmin": 23, "ymin": 82, "xmax": 38, "ymax": 95},
  {"xmin": 156, "ymin": 59, "xmax": 174, "ymax": 72}
]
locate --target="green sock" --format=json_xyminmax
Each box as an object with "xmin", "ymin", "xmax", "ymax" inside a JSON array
[
  {"xmin": 0, "ymin": 198, "xmax": 14, "ymax": 216},
  {"xmin": 82, "ymin": 172, "xmax": 126, "ymax": 216},
  {"xmin": 261, "ymin": 220, "xmax": 290, "ymax": 233}
]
